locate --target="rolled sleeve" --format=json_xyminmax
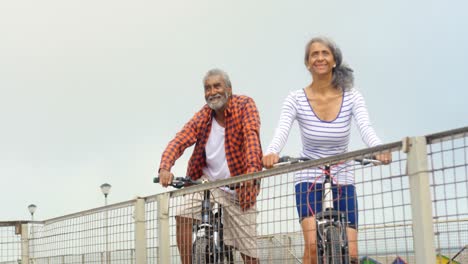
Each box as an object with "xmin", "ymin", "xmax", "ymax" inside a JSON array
[
  {"xmin": 158, "ymin": 114, "xmax": 199, "ymax": 172},
  {"xmin": 242, "ymin": 97, "xmax": 263, "ymax": 174}
]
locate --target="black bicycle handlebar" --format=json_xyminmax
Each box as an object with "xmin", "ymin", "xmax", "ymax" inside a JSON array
[
  {"xmin": 277, "ymin": 156, "xmax": 311, "ymax": 163},
  {"xmin": 153, "ymin": 176, "xmax": 200, "ymax": 189},
  {"xmin": 153, "ymin": 176, "xmax": 243, "ymax": 190},
  {"xmin": 354, "ymin": 156, "xmax": 382, "ymax": 166},
  {"xmin": 273, "ymin": 156, "xmax": 310, "ymax": 167},
  {"xmin": 275, "ymin": 156, "xmax": 382, "ymax": 166}
]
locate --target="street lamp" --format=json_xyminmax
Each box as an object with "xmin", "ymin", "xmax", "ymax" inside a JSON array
[
  {"xmin": 100, "ymin": 183, "xmax": 111, "ymax": 264},
  {"xmin": 27, "ymin": 204, "xmax": 37, "ymax": 263},
  {"xmin": 27, "ymin": 204, "xmax": 37, "ymax": 219},
  {"xmin": 100, "ymin": 183, "xmax": 111, "ymax": 206}
]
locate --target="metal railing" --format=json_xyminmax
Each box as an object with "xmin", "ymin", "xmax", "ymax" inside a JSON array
[{"xmin": 0, "ymin": 126, "xmax": 466, "ymax": 264}]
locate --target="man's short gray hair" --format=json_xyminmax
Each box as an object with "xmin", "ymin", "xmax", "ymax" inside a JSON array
[{"xmin": 203, "ymin": 68, "xmax": 232, "ymax": 88}]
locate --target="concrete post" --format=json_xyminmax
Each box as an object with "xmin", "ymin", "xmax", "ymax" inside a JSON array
[
  {"xmin": 20, "ymin": 224, "xmax": 29, "ymax": 264},
  {"xmin": 134, "ymin": 198, "xmax": 148, "ymax": 264},
  {"xmin": 405, "ymin": 136, "xmax": 436, "ymax": 264},
  {"xmin": 157, "ymin": 193, "xmax": 170, "ymax": 263}
]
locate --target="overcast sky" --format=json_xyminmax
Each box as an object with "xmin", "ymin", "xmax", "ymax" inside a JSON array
[{"xmin": 1, "ymin": 0, "xmax": 467, "ymax": 221}]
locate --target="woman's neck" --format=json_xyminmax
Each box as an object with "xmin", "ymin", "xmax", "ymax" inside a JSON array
[
  {"xmin": 309, "ymin": 79, "xmax": 333, "ymax": 94},
  {"xmin": 309, "ymin": 72, "xmax": 334, "ymax": 93}
]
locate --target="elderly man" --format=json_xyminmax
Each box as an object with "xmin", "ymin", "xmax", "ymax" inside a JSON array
[{"xmin": 158, "ymin": 69, "xmax": 262, "ymax": 264}]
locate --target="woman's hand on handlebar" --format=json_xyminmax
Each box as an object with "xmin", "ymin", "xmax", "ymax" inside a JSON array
[
  {"xmin": 262, "ymin": 153, "xmax": 280, "ymax": 169},
  {"xmin": 158, "ymin": 169, "xmax": 174, "ymax": 187},
  {"xmin": 375, "ymin": 152, "xmax": 392, "ymax": 165}
]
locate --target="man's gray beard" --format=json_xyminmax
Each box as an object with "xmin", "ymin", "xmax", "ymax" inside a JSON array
[{"xmin": 207, "ymin": 92, "xmax": 228, "ymax": 111}]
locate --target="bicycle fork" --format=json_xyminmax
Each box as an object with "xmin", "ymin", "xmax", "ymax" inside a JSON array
[
  {"xmin": 315, "ymin": 164, "xmax": 350, "ymax": 264},
  {"xmin": 192, "ymin": 189, "xmax": 227, "ymax": 263}
]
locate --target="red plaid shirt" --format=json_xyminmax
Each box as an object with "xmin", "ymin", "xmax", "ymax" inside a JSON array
[{"xmin": 159, "ymin": 95, "xmax": 262, "ymax": 209}]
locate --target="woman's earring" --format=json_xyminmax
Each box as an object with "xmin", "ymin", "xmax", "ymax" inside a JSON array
[{"xmin": 333, "ymin": 64, "xmax": 336, "ymax": 68}]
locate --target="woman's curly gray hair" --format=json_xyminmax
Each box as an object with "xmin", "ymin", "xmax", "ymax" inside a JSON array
[{"xmin": 304, "ymin": 37, "xmax": 354, "ymax": 91}]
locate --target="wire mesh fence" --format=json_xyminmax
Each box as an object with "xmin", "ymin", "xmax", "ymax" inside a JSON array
[
  {"xmin": 0, "ymin": 126, "xmax": 466, "ymax": 264},
  {"xmin": 427, "ymin": 127, "xmax": 468, "ymax": 264},
  {"xmin": 0, "ymin": 222, "xmax": 22, "ymax": 264},
  {"xmin": 30, "ymin": 201, "xmax": 137, "ymax": 264}
]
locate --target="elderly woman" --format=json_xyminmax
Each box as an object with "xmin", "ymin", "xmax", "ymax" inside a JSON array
[{"xmin": 263, "ymin": 37, "xmax": 391, "ymax": 264}]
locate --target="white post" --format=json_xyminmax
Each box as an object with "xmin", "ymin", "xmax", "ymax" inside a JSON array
[
  {"xmin": 105, "ymin": 197, "xmax": 109, "ymax": 264},
  {"xmin": 30, "ymin": 221, "xmax": 34, "ymax": 263},
  {"xmin": 100, "ymin": 183, "xmax": 111, "ymax": 264},
  {"xmin": 157, "ymin": 193, "xmax": 170, "ymax": 263},
  {"xmin": 405, "ymin": 136, "xmax": 436, "ymax": 264},
  {"xmin": 268, "ymin": 237, "xmax": 273, "ymax": 262},
  {"xmin": 20, "ymin": 223, "xmax": 29, "ymax": 264},
  {"xmin": 134, "ymin": 198, "xmax": 148, "ymax": 263}
]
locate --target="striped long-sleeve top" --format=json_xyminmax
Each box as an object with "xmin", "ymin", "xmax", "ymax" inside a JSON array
[{"xmin": 266, "ymin": 88, "xmax": 382, "ymax": 185}]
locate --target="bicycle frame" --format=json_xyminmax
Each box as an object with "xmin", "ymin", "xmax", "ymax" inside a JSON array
[
  {"xmin": 275, "ymin": 156, "xmax": 381, "ymax": 264},
  {"xmin": 317, "ymin": 159, "xmax": 381, "ymax": 264},
  {"xmin": 315, "ymin": 164, "xmax": 350, "ymax": 264},
  {"xmin": 153, "ymin": 176, "xmax": 233, "ymax": 264},
  {"xmin": 192, "ymin": 186, "xmax": 233, "ymax": 264}
]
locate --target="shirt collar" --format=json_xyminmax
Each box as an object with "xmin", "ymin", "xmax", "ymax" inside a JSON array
[{"xmin": 224, "ymin": 96, "xmax": 233, "ymax": 116}]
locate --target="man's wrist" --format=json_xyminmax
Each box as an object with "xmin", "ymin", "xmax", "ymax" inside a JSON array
[{"xmin": 158, "ymin": 167, "xmax": 171, "ymax": 174}]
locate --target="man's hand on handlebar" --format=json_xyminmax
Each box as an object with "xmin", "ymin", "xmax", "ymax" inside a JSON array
[
  {"xmin": 158, "ymin": 168, "xmax": 174, "ymax": 187},
  {"xmin": 262, "ymin": 153, "xmax": 280, "ymax": 169}
]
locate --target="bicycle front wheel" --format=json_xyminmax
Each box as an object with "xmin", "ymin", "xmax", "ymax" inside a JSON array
[
  {"xmin": 325, "ymin": 226, "xmax": 343, "ymax": 264},
  {"xmin": 193, "ymin": 237, "xmax": 209, "ymax": 264}
]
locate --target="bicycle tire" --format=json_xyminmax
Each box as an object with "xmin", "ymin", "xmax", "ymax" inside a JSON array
[
  {"xmin": 223, "ymin": 244, "xmax": 234, "ymax": 264},
  {"xmin": 192, "ymin": 237, "xmax": 209, "ymax": 264},
  {"xmin": 325, "ymin": 226, "xmax": 343, "ymax": 264}
]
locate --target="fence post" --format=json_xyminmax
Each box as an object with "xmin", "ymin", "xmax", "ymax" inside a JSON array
[
  {"xmin": 134, "ymin": 197, "xmax": 148, "ymax": 263},
  {"xmin": 157, "ymin": 193, "xmax": 170, "ymax": 263},
  {"xmin": 268, "ymin": 237, "xmax": 273, "ymax": 262},
  {"xmin": 283, "ymin": 235, "xmax": 289, "ymax": 264},
  {"xmin": 20, "ymin": 223, "xmax": 30, "ymax": 264},
  {"xmin": 405, "ymin": 136, "xmax": 436, "ymax": 263}
]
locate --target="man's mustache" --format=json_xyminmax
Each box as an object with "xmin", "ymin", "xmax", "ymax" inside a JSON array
[{"xmin": 208, "ymin": 94, "xmax": 223, "ymax": 100}]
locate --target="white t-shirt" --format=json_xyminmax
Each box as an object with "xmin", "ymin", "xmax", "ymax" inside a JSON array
[{"xmin": 202, "ymin": 118, "xmax": 231, "ymax": 182}]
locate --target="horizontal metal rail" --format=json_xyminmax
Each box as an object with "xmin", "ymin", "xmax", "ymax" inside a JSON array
[{"xmin": 1, "ymin": 126, "xmax": 467, "ymax": 264}]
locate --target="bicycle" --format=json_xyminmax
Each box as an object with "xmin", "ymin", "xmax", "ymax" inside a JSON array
[
  {"xmin": 275, "ymin": 156, "xmax": 382, "ymax": 264},
  {"xmin": 154, "ymin": 176, "xmax": 234, "ymax": 264}
]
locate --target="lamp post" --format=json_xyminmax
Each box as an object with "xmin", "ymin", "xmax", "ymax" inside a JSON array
[
  {"xmin": 27, "ymin": 204, "xmax": 37, "ymax": 263},
  {"xmin": 100, "ymin": 183, "xmax": 111, "ymax": 206},
  {"xmin": 100, "ymin": 183, "xmax": 111, "ymax": 264},
  {"xmin": 27, "ymin": 204, "xmax": 37, "ymax": 220}
]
